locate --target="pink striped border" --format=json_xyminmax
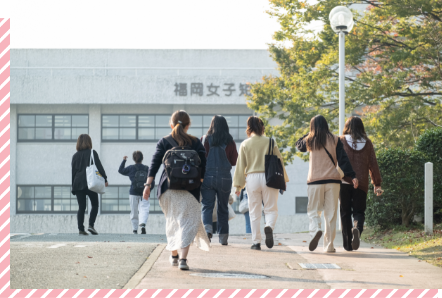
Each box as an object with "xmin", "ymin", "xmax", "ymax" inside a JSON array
[{"xmin": 0, "ymin": 18, "xmax": 440, "ymax": 298}]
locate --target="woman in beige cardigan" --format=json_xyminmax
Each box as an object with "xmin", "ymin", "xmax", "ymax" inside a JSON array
[{"xmin": 233, "ymin": 116, "xmax": 289, "ymax": 251}]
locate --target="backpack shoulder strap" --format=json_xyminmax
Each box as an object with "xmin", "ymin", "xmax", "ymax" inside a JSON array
[{"xmin": 164, "ymin": 135, "xmax": 179, "ymax": 148}]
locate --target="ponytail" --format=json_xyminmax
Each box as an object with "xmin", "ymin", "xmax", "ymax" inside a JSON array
[{"xmin": 170, "ymin": 110, "xmax": 196, "ymax": 146}]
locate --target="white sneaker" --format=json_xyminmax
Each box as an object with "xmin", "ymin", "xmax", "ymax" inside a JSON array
[{"xmin": 169, "ymin": 255, "xmax": 179, "ymax": 266}]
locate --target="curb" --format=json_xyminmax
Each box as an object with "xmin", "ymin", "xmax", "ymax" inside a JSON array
[{"xmin": 123, "ymin": 243, "xmax": 166, "ymax": 289}]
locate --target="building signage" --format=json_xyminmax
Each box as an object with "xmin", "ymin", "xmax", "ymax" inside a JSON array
[{"xmin": 174, "ymin": 83, "xmax": 251, "ymax": 97}]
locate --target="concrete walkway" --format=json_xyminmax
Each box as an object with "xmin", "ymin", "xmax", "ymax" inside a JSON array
[{"xmin": 136, "ymin": 233, "xmax": 442, "ymax": 289}]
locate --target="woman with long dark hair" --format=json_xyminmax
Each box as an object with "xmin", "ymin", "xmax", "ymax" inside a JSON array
[
  {"xmin": 233, "ymin": 116, "xmax": 289, "ymax": 250},
  {"xmin": 296, "ymin": 115, "xmax": 358, "ymax": 253},
  {"xmin": 340, "ymin": 116, "xmax": 382, "ymax": 251},
  {"xmin": 143, "ymin": 111, "xmax": 210, "ymax": 270},
  {"xmin": 200, "ymin": 115, "xmax": 238, "ymax": 245},
  {"xmin": 71, "ymin": 134, "xmax": 108, "ymax": 235}
]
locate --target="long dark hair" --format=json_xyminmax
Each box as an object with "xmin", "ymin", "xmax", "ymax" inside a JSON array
[
  {"xmin": 206, "ymin": 115, "xmax": 233, "ymax": 146},
  {"xmin": 343, "ymin": 116, "xmax": 368, "ymax": 149},
  {"xmin": 170, "ymin": 110, "xmax": 196, "ymax": 146},
  {"xmin": 305, "ymin": 115, "xmax": 334, "ymax": 151},
  {"xmin": 246, "ymin": 116, "xmax": 265, "ymax": 137}
]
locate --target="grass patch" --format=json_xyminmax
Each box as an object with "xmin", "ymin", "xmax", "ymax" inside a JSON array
[{"xmin": 361, "ymin": 223, "xmax": 442, "ymax": 267}]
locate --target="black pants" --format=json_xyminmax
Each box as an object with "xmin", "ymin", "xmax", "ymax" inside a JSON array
[
  {"xmin": 76, "ymin": 189, "xmax": 99, "ymax": 231},
  {"xmin": 339, "ymin": 184, "xmax": 367, "ymax": 251}
]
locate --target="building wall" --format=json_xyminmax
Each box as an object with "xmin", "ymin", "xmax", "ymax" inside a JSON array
[{"xmin": 10, "ymin": 49, "xmax": 312, "ymax": 234}]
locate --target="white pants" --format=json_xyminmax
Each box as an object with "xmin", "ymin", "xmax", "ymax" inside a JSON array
[
  {"xmin": 307, "ymin": 184, "xmax": 340, "ymax": 252},
  {"xmin": 129, "ymin": 195, "xmax": 150, "ymax": 231},
  {"xmin": 246, "ymin": 173, "xmax": 279, "ymax": 244}
]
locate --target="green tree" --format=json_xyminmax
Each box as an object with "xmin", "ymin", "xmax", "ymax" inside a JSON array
[{"xmin": 249, "ymin": 0, "xmax": 442, "ymax": 163}]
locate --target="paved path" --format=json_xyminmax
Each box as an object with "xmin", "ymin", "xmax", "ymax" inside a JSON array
[
  {"xmin": 136, "ymin": 233, "xmax": 442, "ymax": 289},
  {"xmin": 11, "ymin": 240, "xmax": 157, "ymax": 289},
  {"xmin": 11, "ymin": 233, "xmax": 168, "ymax": 243}
]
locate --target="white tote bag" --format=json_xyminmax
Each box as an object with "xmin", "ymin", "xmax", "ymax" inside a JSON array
[{"xmin": 86, "ymin": 150, "xmax": 106, "ymax": 194}]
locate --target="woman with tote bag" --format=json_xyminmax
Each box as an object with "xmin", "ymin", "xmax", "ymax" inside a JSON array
[
  {"xmin": 71, "ymin": 134, "xmax": 108, "ymax": 236},
  {"xmin": 233, "ymin": 116, "xmax": 289, "ymax": 250}
]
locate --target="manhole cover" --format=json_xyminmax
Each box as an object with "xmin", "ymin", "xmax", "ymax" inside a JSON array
[
  {"xmin": 298, "ymin": 263, "xmax": 341, "ymax": 269},
  {"xmin": 190, "ymin": 273, "xmax": 269, "ymax": 279}
]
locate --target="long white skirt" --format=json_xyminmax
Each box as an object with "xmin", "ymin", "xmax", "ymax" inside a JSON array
[{"xmin": 159, "ymin": 189, "xmax": 210, "ymax": 252}]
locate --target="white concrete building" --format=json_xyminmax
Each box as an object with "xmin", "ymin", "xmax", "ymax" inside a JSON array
[{"xmin": 10, "ymin": 49, "xmax": 310, "ymax": 234}]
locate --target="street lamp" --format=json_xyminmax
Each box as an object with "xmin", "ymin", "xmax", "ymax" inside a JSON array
[{"xmin": 329, "ymin": 6, "xmax": 354, "ymax": 135}]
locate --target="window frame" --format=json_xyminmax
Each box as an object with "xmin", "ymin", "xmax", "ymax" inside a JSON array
[
  {"xmin": 17, "ymin": 114, "xmax": 89, "ymax": 142},
  {"xmin": 101, "ymin": 114, "xmax": 252, "ymax": 143},
  {"xmin": 100, "ymin": 185, "xmax": 163, "ymax": 214},
  {"xmin": 16, "ymin": 185, "xmax": 87, "ymax": 214},
  {"xmin": 295, "ymin": 196, "xmax": 308, "ymax": 214}
]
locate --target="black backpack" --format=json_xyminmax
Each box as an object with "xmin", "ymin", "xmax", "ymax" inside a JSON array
[
  {"xmin": 162, "ymin": 135, "xmax": 202, "ymax": 191},
  {"xmin": 133, "ymin": 164, "xmax": 148, "ymax": 190}
]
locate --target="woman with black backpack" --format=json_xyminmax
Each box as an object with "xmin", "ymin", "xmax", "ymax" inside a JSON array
[
  {"xmin": 143, "ymin": 110, "xmax": 210, "ymax": 271},
  {"xmin": 118, "ymin": 151, "xmax": 151, "ymax": 235},
  {"xmin": 200, "ymin": 115, "xmax": 238, "ymax": 245}
]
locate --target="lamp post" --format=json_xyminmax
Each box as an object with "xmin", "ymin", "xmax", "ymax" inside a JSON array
[
  {"xmin": 329, "ymin": 7, "xmax": 354, "ymax": 231},
  {"xmin": 329, "ymin": 6, "xmax": 354, "ymax": 135}
]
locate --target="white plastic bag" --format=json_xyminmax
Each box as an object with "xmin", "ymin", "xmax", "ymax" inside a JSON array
[
  {"xmin": 228, "ymin": 203, "xmax": 236, "ymax": 220},
  {"xmin": 239, "ymin": 196, "xmax": 249, "ymax": 214},
  {"xmin": 86, "ymin": 150, "xmax": 106, "ymax": 194}
]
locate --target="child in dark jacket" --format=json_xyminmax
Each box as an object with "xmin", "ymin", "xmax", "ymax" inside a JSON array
[{"xmin": 118, "ymin": 151, "xmax": 151, "ymax": 234}]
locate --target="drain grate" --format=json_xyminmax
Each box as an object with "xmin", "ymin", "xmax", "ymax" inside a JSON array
[
  {"xmin": 298, "ymin": 263, "xmax": 341, "ymax": 270},
  {"xmin": 190, "ymin": 273, "xmax": 269, "ymax": 279}
]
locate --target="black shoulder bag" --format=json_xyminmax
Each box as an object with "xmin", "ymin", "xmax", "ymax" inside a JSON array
[{"xmin": 265, "ymin": 138, "xmax": 286, "ymax": 191}]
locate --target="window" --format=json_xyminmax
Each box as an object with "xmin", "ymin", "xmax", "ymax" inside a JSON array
[
  {"xmin": 17, "ymin": 185, "xmax": 87, "ymax": 214},
  {"xmin": 101, "ymin": 114, "xmax": 250, "ymax": 142},
  {"xmin": 18, "ymin": 114, "xmax": 89, "ymax": 141},
  {"xmin": 296, "ymin": 197, "xmax": 308, "ymax": 214},
  {"xmin": 101, "ymin": 185, "xmax": 162, "ymax": 213}
]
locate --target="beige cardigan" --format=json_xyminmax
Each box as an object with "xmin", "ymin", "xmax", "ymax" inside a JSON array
[{"xmin": 233, "ymin": 135, "xmax": 289, "ymax": 192}]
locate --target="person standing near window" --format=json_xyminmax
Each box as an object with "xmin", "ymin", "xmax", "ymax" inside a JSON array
[
  {"xmin": 233, "ymin": 116, "xmax": 289, "ymax": 251},
  {"xmin": 71, "ymin": 134, "xmax": 108, "ymax": 236},
  {"xmin": 340, "ymin": 117, "xmax": 382, "ymax": 251},
  {"xmin": 296, "ymin": 115, "xmax": 358, "ymax": 253},
  {"xmin": 143, "ymin": 110, "xmax": 210, "ymax": 271},
  {"xmin": 200, "ymin": 115, "xmax": 238, "ymax": 245},
  {"xmin": 118, "ymin": 151, "xmax": 151, "ymax": 235}
]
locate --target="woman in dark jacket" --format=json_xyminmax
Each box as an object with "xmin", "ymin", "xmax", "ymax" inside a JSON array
[
  {"xmin": 71, "ymin": 134, "xmax": 108, "ymax": 236},
  {"xmin": 143, "ymin": 110, "xmax": 210, "ymax": 271}
]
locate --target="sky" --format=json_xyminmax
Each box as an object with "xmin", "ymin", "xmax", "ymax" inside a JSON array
[{"xmin": 10, "ymin": 0, "xmax": 284, "ymax": 49}]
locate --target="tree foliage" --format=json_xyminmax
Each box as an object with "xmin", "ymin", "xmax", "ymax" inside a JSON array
[{"xmin": 248, "ymin": 0, "xmax": 442, "ymax": 163}]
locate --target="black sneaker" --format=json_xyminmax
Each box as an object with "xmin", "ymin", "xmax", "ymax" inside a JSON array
[
  {"xmin": 88, "ymin": 226, "xmax": 98, "ymax": 235},
  {"xmin": 141, "ymin": 227, "xmax": 146, "ymax": 234},
  {"xmin": 179, "ymin": 259, "xmax": 189, "ymax": 270},
  {"xmin": 251, "ymin": 243, "xmax": 261, "ymax": 250},
  {"xmin": 133, "ymin": 230, "xmax": 138, "ymax": 234},
  {"xmin": 352, "ymin": 221, "xmax": 360, "ymax": 251},
  {"xmin": 79, "ymin": 230, "xmax": 89, "ymax": 236},
  {"xmin": 207, "ymin": 233, "xmax": 212, "ymax": 243},
  {"xmin": 309, "ymin": 230, "xmax": 322, "ymax": 251},
  {"xmin": 264, "ymin": 226, "xmax": 274, "ymax": 248}
]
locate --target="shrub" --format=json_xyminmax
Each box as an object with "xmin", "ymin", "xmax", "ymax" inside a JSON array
[
  {"xmin": 366, "ymin": 148, "xmax": 426, "ymax": 228},
  {"xmin": 415, "ymin": 127, "xmax": 442, "ymax": 223}
]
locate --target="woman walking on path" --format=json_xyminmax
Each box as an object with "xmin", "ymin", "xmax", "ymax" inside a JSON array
[
  {"xmin": 340, "ymin": 117, "xmax": 382, "ymax": 251},
  {"xmin": 201, "ymin": 115, "xmax": 238, "ymax": 245},
  {"xmin": 296, "ymin": 115, "xmax": 358, "ymax": 253},
  {"xmin": 71, "ymin": 134, "xmax": 108, "ymax": 236},
  {"xmin": 143, "ymin": 111, "xmax": 210, "ymax": 271},
  {"xmin": 233, "ymin": 116, "xmax": 289, "ymax": 250},
  {"xmin": 118, "ymin": 151, "xmax": 151, "ymax": 235}
]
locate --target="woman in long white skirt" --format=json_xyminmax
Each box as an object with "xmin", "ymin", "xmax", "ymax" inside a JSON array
[{"xmin": 143, "ymin": 110, "xmax": 210, "ymax": 270}]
